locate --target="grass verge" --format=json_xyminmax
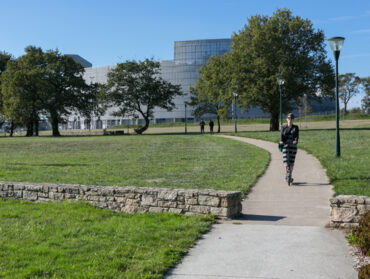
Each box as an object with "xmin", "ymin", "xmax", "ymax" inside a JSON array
[
  {"xmin": 0, "ymin": 199, "xmax": 214, "ymax": 279},
  {"xmin": 235, "ymin": 129, "xmax": 370, "ymax": 196},
  {"xmin": 0, "ymin": 135, "xmax": 269, "ymax": 195}
]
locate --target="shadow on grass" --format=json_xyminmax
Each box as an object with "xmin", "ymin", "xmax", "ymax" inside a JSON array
[
  {"xmin": 331, "ymin": 177, "xmax": 370, "ymax": 181},
  {"xmin": 2, "ymin": 126, "xmax": 367, "ymax": 139},
  {"xmin": 11, "ymin": 163, "xmax": 89, "ymax": 167},
  {"xmin": 0, "ymin": 132, "xmax": 208, "ymax": 138}
]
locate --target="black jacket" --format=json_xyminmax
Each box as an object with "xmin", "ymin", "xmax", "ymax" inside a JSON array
[{"xmin": 280, "ymin": 124, "xmax": 299, "ymax": 144}]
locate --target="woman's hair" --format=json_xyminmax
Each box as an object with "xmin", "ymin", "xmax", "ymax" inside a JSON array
[{"xmin": 287, "ymin": 113, "xmax": 295, "ymax": 119}]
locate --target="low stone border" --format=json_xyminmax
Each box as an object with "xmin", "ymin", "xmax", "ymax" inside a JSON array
[
  {"xmin": 0, "ymin": 181, "xmax": 242, "ymax": 219},
  {"xmin": 330, "ymin": 195, "xmax": 370, "ymax": 228}
]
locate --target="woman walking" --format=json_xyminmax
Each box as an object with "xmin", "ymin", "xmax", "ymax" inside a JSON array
[{"xmin": 279, "ymin": 113, "xmax": 299, "ymax": 185}]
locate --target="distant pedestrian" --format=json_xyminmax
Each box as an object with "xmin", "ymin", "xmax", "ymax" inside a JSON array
[
  {"xmin": 209, "ymin": 120, "xmax": 214, "ymax": 134},
  {"xmin": 200, "ymin": 119, "xmax": 205, "ymax": 134},
  {"xmin": 279, "ymin": 113, "xmax": 299, "ymax": 185}
]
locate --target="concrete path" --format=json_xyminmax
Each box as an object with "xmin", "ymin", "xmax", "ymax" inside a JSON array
[{"xmin": 165, "ymin": 136, "xmax": 356, "ymax": 279}]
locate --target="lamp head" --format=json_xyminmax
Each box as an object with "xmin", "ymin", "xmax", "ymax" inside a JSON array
[
  {"xmin": 277, "ymin": 76, "xmax": 285, "ymax": 86},
  {"xmin": 328, "ymin": 37, "xmax": 345, "ymax": 52}
]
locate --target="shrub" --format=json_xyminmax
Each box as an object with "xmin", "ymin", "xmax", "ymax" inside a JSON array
[
  {"xmin": 350, "ymin": 211, "xmax": 370, "ymax": 256},
  {"xmin": 358, "ymin": 264, "xmax": 370, "ymax": 279},
  {"xmin": 350, "ymin": 107, "xmax": 362, "ymax": 114}
]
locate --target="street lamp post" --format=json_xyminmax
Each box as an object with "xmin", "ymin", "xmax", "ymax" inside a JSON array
[
  {"xmin": 328, "ymin": 37, "xmax": 345, "ymax": 157},
  {"xmin": 277, "ymin": 77, "xmax": 285, "ymax": 131},
  {"xmin": 184, "ymin": 102, "xmax": 187, "ymax": 135},
  {"xmin": 233, "ymin": 92, "xmax": 238, "ymax": 133}
]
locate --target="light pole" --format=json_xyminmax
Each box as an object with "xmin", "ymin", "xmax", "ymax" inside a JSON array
[
  {"xmin": 233, "ymin": 92, "xmax": 238, "ymax": 133},
  {"xmin": 277, "ymin": 76, "xmax": 285, "ymax": 130},
  {"xmin": 184, "ymin": 102, "xmax": 187, "ymax": 134},
  {"xmin": 328, "ymin": 37, "xmax": 345, "ymax": 157}
]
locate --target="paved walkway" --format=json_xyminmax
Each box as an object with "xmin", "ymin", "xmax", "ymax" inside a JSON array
[{"xmin": 165, "ymin": 136, "xmax": 356, "ymax": 279}]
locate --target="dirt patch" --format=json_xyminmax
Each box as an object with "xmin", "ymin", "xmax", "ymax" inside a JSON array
[{"xmin": 145, "ymin": 178, "xmax": 165, "ymax": 183}]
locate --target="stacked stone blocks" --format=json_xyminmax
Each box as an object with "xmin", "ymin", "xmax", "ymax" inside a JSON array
[
  {"xmin": 0, "ymin": 182, "xmax": 242, "ymax": 219},
  {"xmin": 330, "ymin": 195, "xmax": 370, "ymax": 228}
]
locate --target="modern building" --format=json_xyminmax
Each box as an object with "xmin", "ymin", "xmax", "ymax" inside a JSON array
[
  {"xmin": 66, "ymin": 39, "xmax": 232, "ymax": 129},
  {"xmin": 64, "ymin": 38, "xmax": 334, "ymax": 130}
]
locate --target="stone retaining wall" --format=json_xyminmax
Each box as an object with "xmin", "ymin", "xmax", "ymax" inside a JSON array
[
  {"xmin": 330, "ymin": 195, "xmax": 370, "ymax": 228},
  {"xmin": 0, "ymin": 181, "xmax": 242, "ymax": 219}
]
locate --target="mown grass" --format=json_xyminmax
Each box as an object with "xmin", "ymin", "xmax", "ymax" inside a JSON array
[
  {"xmin": 0, "ymin": 199, "xmax": 214, "ymax": 278},
  {"xmin": 107, "ymin": 113, "xmax": 370, "ymax": 129},
  {"xmin": 108, "ymin": 118, "xmax": 270, "ymax": 129},
  {"xmin": 236, "ymin": 129, "xmax": 370, "ymax": 196},
  {"xmin": 0, "ymin": 135, "xmax": 269, "ymax": 194},
  {"xmin": 295, "ymin": 112, "xmax": 370, "ymax": 122}
]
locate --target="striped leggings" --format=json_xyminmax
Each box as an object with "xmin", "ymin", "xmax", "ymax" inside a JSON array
[{"xmin": 283, "ymin": 143, "xmax": 297, "ymax": 167}]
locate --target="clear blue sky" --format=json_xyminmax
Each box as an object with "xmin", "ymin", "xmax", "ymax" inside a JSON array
[{"xmin": 2, "ymin": 0, "xmax": 369, "ymax": 108}]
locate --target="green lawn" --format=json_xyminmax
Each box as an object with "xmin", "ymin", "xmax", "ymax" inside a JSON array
[
  {"xmin": 107, "ymin": 113, "xmax": 370, "ymax": 130},
  {"xmin": 0, "ymin": 135, "xmax": 269, "ymax": 195},
  {"xmin": 296, "ymin": 112, "xmax": 370, "ymax": 122},
  {"xmin": 0, "ymin": 199, "xmax": 214, "ymax": 278},
  {"xmin": 236, "ymin": 129, "xmax": 370, "ymax": 196}
]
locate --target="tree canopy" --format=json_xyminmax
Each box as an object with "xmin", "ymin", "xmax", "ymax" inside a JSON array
[
  {"xmin": 361, "ymin": 77, "xmax": 370, "ymax": 114},
  {"xmin": 105, "ymin": 59, "xmax": 182, "ymax": 134},
  {"xmin": 338, "ymin": 73, "xmax": 361, "ymax": 113},
  {"xmin": 41, "ymin": 50, "xmax": 88, "ymax": 136},
  {"xmin": 0, "ymin": 52, "xmax": 12, "ymax": 129},
  {"xmin": 189, "ymin": 54, "xmax": 233, "ymax": 133},
  {"xmin": 229, "ymin": 9, "xmax": 335, "ymax": 130},
  {"xmin": 1, "ymin": 47, "xmax": 44, "ymax": 136},
  {"xmin": 0, "ymin": 46, "xmax": 90, "ymax": 136}
]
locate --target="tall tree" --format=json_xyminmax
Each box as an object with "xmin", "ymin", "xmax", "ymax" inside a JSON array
[
  {"xmin": 0, "ymin": 52, "xmax": 12, "ymax": 129},
  {"xmin": 1, "ymin": 47, "xmax": 89, "ymax": 137},
  {"xmin": 339, "ymin": 73, "xmax": 361, "ymax": 113},
  {"xmin": 230, "ymin": 9, "xmax": 335, "ymax": 131},
  {"xmin": 361, "ymin": 77, "xmax": 370, "ymax": 114},
  {"xmin": 189, "ymin": 54, "xmax": 233, "ymax": 133},
  {"xmin": 1, "ymin": 47, "xmax": 44, "ymax": 136},
  {"xmin": 42, "ymin": 50, "xmax": 87, "ymax": 136},
  {"xmin": 106, "ymin": 59, "xmax": 182, "ymax": 134},
  {"xmin": 78, "ymin": 82, "xmax": 107, "ymax": 128}
]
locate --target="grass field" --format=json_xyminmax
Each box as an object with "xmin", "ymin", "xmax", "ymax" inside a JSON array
[
  {"xmin": 236, "ymin": 129, "xmax": 370, "ymax": 196},
  {"xmin": 107, "ymin": 112, "xmax": 370, "ymax": 129},
  {"xmin": 3, "ymin": 113, "xmax": 369, "ymax": 136},
  {"xmin": 11, "ymin": 118, "xmax": 365, "ymax": 136},
  {"xmin": 0, "ymin": 135, "xmax": 269, "ymax": 195},
  {"xmin": 2, "ymin": 119, "xmax": 368, "ymax": 278},
  {"xmin": 0, "ymin": 199, "xmax": 214, "ymax": 278}
]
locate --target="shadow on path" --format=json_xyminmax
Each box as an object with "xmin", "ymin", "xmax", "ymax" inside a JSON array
[
  {"xmin": 292, "ymin": 181, "xmax": 331, "ymax": 187},
  {"xmin": 236, "ymin": 214, "xmax": 286, "ymax": 222}
]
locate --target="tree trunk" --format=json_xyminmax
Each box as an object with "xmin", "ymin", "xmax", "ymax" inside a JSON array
[
  {"xmin": 9, "ymin": 122, "xmax": 15, "ymax": 137},
  {"xmin": 51, "ymin": 113, "xmax": 61, "ymax": 137},
  {"xmin": 26, "ymin": 122, "xmax": 33, "ymax": 137},
  {"xmin": 269, "ymin": 112, "xmax": 279, "ymax": 131},
  {"xmin": 217, "ymin": 115, "xmax": 221, "ymax": 133},
  {"xmin": 134, "ymin": 117, "xmax": 150, "ymax": 134},
  {"xmin": 344, "ymin": 103, "xmax": 348, "ymax": 114},
  {"xmin": 35, "ymin": 120, "xmax": 39, "ymax": 136}
]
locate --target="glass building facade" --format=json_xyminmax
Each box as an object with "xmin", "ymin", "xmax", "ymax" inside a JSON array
[
  {"xmin": 152, "ymin": 39, "xmax": 232, "ymax": 123},
  {"xmin": 174, "ymin": 39, "xmax": 231, "ymax": 65}
]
